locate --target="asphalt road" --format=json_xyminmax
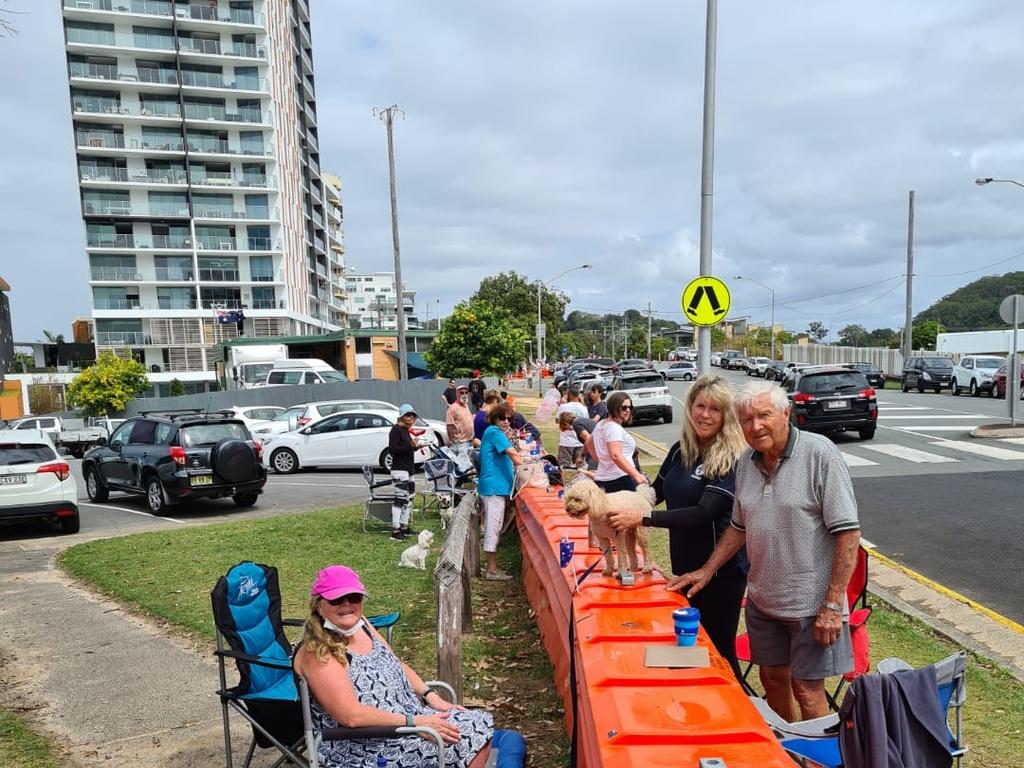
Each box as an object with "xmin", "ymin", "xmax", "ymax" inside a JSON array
[{"xmin": 630, "ymin": 366, "xmax": 1024, "ymax": 624}]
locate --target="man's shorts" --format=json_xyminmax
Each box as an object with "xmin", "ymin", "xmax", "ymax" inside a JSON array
[{"xmin": 745, "ymin": 599, "xmax": 853, "ymax": 680}]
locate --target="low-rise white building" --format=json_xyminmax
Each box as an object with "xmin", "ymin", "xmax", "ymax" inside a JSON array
[{"xmin": 345, "ymin": 271, "xmax": 419, "ymax": 330}]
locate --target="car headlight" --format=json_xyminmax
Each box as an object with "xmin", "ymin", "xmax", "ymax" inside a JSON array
[{"xmin": 921, "ymin": 371, "xmax": 932, "ymax": 380}]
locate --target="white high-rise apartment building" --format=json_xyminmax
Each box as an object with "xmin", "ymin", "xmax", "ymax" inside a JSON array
[
  {"xmin": 61, "ymin": 0, "xmax": 336, "ymax": 392},
  {"xmin": 345, "ymin": 271, "xmax": 419, "ymax": 331}
]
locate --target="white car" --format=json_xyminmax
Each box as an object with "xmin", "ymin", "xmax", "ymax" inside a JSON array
[
  {"xmin": 261, "ymin": 409, "xmax": 437, "ymax": 473},
  {"xmin": 218, "ymin": 406, "xmax": 286, "ymax": 433},
  {"xmin": 710, "ymin": 352, "xmax": 723, "ymax": 367},
  {"xmin": 951, "ymin": 355, "xmax": 1005, "ymax": 397},
  {"xmin": 748, "ymin": 357, "xmax": 772, "ymax": 377},
  {"xmin": 610, "ymin": 372, "xmax": 673, "ymax": 424},
  {"xmin": 663, "ymin": 361, "xmax": 697, "ymax": 381},
  {"xmin": 253, "ymin": 400, "xmax": 447, "ymax": 445},
  {"xmin": 0, "ymin": 430, "xmax": 80, "ymax": 534}
]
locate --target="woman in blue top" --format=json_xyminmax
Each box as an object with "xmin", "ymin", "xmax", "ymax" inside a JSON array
[
  {"xmin": 477, "ymin": 402, "xmax": 522, "ymax": 581},
  {"xmin": 609, "ymin": 375, "xmax": 748, "ymax": 675}
]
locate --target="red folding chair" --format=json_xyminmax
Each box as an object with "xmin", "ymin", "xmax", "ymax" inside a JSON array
[{"xmin": 736, "ymin": 546, "xmax": 872, "ymax": 710}]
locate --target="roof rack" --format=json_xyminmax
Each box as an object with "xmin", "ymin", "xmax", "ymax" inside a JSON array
[{"xmin": 138, "ymin": 409, "xmax": 237, "ymax": 422}]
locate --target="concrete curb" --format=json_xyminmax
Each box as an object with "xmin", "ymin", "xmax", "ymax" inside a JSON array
[{"xmin": 970, "ymin": 422, "xmax": 1024, "ymax": 438}]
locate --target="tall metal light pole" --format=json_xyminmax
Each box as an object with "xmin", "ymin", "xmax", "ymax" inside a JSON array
[
  {"xmin": 735, "ymin": 275, "xmax": 775, "ymax": 359},
  {"xmin": 374, "ymin": 105, "xmax": 407, "ymax": 379},
  {"xmin": 902, "ymin": 191, "xmax": 915, "ymax": 361},
  {"xmin": 976, "ymin": 177, "xmax": 1024, "ymax": 190},
  {"xmin": 696, "ymin": 0, "xmax": 718, "ymax": 376},
  {"xmin": 536, "ymin": 263, "xmax": 591, "ymax": 388}
]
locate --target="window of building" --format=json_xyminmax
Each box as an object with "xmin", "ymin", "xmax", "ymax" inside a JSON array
[
  {"xmin": 238, "ymin": 130, "xmax": 264, "ymax": 155},
  {"xmin": 198, "ymin": 257, "xmax": 239, "ymax": 282},
  {"xmin": 141, "ymin": 126, "xmax": 183, "ymax": 151},
  {"xmin": 246, "ymin": 225, "xmax": 270, "ymax": 250},
  {"xmin": 132, "ymin": 26, "xmax": 174, "ymax": 50},
  {"xmin": 249, "ymin": 255, "xmax": 273, "ymax": 281},
  {"xmin": 82, "ymin": 190, "xmax": 130, "ymax": 215},
  {"xmin": 251, "ymin": 286, "xmax": 275, "ymax": 309},
  {"xmin": 66, "ymin": 21, "xmax": 115, "ymax": 46},
  {"xmin": 193, "ymin": 194, "xmax": 234, "ymax": 218},
  {"xmin": 154, "ymin": 255, "xmax": 193, "ymax": 280},
  {"xmin": 157, "ymin": 287, "xmax": 196, "ymax": 309},
  {"xmin": 201, "ymin": 287, "xmax": 242, "ymax": 309},
  {"xmin": 148, "ymin": 191, "xmax": 188, "ymax": 216}
]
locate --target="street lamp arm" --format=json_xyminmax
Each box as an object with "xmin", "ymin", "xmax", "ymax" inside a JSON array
[{"xmin": 976, "ymin": 177, "xmax": 1024, "ymax": 189}]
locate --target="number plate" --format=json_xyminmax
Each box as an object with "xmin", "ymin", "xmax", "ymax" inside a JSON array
[
  {"xmin": 190, "ymin": 474, "xmax": 214, "ymax": 486},
  {"xmin": 0, "ymin": 475, "xmax": 27, "ymax": 486},
  {"xmin": 825, "ymin": 399, "xmax": 848, "ymax": 410}
]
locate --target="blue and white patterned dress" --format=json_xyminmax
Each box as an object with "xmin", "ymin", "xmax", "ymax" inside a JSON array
[{"xmin": 310, "ymin": 632, "xmax": 493, "ymax": 767}]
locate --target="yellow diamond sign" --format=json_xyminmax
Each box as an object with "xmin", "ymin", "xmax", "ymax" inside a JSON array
[{"xmin": 681, "ymin": 276, "xmax": 731, "ymax": 327}]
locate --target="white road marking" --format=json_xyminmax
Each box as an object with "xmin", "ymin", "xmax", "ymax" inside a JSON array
[
  {"xmin": 268, "ymin": 481, "xmax": 364, "ymax": 488},
  {"xmin": 891, "ymin": 425, "xmax": 981, "ymax": 432},
  {"xmin": 878, "ymin": 415, "xmax": 983, "ymax": 420},
  {"xmin": 860, "ymin": 538, "xmax": 876, "ymax": 549},
  {"xmin": 78, "ymin": 501, "xmax": 187, "ymax": 524},
  {"xmin": 932, "ymin": 440, "xmax": 1024, "ymax": 461},
  {"xmin": 841, "ymin": 452, "xmax": 879, "ymax": 467},
  {"xmin": 859, "ymin": 444, "xmax": 958, "ymax": 463},
  {"xmin": 1000, "ymin": 438, "xmax": 1024, "ymax": 446},
  {"xmin": 876, "ymin": 405, "xmax": 931, "ymax": 410}
]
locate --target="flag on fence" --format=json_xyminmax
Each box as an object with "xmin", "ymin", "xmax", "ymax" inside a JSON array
[{"xmin": 215, "ymin": 309, "xmax": 245, "ymax": 324}]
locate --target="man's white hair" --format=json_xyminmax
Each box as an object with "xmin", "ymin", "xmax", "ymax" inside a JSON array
[{"xmin": 734, "ymin": 380, "xmax": 790, "ymax": 414}]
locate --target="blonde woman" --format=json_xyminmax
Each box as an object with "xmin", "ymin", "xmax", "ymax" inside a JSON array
[
  {"xmin": 293, "ymin": 565, "xmax": 525, "ymax": 767},
  {"xmin": 608, "ymin": 375, "xmax": 748, "ymax": 674}
]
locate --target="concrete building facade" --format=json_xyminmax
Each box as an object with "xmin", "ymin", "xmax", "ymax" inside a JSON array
[
  {"xmin": 0, "ymin": 277, "xmax": 13, "ymax": 377},
  {"xmin": 345, "ymin": 271, "xmax": 419, "ymax": 331}
]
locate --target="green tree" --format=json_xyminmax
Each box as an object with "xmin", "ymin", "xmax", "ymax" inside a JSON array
[
  {"xmin": 12, "ymin": 351, "xmax": 32, "ymax": 373},
  {"xmin": 471, "ymin": 271, "xmax": 569, "ymax": 340},
  {"xmin": 806, "ymin": 321, "xmax": 829, "ymax": 342},
  {"xmin": 42, "ymin": 329, "xmax": 65, "ymax": 343},
  {"xmin": 650, "ymin": 337, "xmax": 673, "ymax": 360},
  {"xmin": 912, "ymin": 319, "xmax": 945, "ymax": 351},
  {"xmin": 67, "ymin": 352, "xmax": 149, "ymax": 417},
  {"xmin": 867, "ymin": 327, "xmax": 900, "ymax": 348},
  {"xmin": 423, "ymin": 300, "xmax": 526, "ymax": 376},
  {"xmin": 837, "ymin": 324, "xmax": 869, "ymax": 347},
  {"xmin": 168, "ymin": 378, "xmax": 186, "ymax": 397},
  {"xmin": 710, "ymin": 327, "xmax": 726, "ymax": 350}
]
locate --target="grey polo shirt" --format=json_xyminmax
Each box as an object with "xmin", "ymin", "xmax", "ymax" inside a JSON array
[{"xmin": 731, "ymin": 427, "xmax": 860, "ymax": 620}]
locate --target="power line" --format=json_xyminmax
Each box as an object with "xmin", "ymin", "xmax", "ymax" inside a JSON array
[
  {"xmin": 778, "ymin": 278, "xmax": 906, "ymax": 317},
  {"xmin": 915, "ymin": 247, "xmax": 1024, "ymax": 278}
]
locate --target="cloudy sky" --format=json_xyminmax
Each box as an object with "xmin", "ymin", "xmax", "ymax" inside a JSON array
[{"xmin": 4, "ymin": 0, "xmax": 1024, "ymax": 343}]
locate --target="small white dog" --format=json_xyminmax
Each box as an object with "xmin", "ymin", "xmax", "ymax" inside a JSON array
[
  {"xmin": 399, "ymin": 529, "xmax": 435, "ymax": 570},
  {"xmin": 562, "ymin": 477, "xmax": 655, "ymax": 577}
]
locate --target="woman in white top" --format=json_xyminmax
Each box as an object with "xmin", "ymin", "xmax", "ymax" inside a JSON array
[{"xmin": 585, "ymin": 390, "xmax": 648, "ymax": 493}]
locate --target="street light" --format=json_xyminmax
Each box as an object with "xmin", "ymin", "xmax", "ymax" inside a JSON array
[
  {"xmin": 536, "ymin": 263, "xmax": 591, "ymax": 365},
  {"xmin": 975, "ymin": 177, "xmax": 1024, "ymax": 189},
  {"xmin": 735, "ymin": 275, "xmax": 775, "ymax": 360}
]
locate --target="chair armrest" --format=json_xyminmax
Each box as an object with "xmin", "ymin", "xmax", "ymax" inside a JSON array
[
  {"xmin": 283, "ymin": 618, "xmax": 305, "ymax": 627},
  {"xmin": 424, "ymin": 680, "xmax": 458, "ymax": 704},
  {"xmin": 749, "ymin": 696, "xmax": 839, "ymax": 739},
  {"xmin": 322, "ymin": 726, "xmax": 446, "ymax": 765},
  {"xmin": 214, "ymin": 648, "xmax": 292, "ymax": 671},
  {"xmin": 877, "ymin": 656, "xmax": 913, "ymax": 675}
]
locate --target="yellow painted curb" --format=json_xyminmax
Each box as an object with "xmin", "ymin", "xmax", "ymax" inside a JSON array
[
  {"xmin": 866, "ymin": 548, "xmax": 1024, "ymax": 636},
  {"xmin": 630, "ymin": 430, "xmax": 669, "ymax": 457}
]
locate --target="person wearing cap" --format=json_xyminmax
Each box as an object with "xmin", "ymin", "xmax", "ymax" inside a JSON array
[
  {"xmin": 387, "ymin": 404, "xmax": 422, "ymax": 541},
  {"xmin": 295, "ymin": 565, "xmax": 525, "ymax": 767},
  {"xmin": 467, "ymin": 369, "xmax": 486, "ymax": 412},
  {"xmin": 445, "ymin": 384, "xmax": 475, "ymax": 460}
]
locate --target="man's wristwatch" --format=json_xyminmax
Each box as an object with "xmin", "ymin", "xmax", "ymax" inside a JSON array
[
  {"xmin": 641, "ymin": 509, "xmax": 653, "ymax": 527},
  {"xmin": 821, "ymin": 601, "xmax": 842, "ymax": 614}
]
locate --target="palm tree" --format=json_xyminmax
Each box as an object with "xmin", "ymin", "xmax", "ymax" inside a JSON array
[{"xmin": 42, "ymin": 330, "xmax": 66, "ymax": 344}]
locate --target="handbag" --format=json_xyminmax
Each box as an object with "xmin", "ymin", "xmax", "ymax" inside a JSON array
[{"xmin": 513, "ymin": 461, "xmax": 549, "ymax": 498}]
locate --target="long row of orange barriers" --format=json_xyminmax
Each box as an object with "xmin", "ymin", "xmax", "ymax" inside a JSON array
[{"xmin": 515, "ymin": 486, "xmax": 796, "ymax": 767}]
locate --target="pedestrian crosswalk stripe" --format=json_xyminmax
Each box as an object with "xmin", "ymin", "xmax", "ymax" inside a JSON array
[
  {"xmin": 876, "ymin": 405, "xmax": 931, "ymax": 410},
  {"xmin": 1000, "ymin": 437, "xmax": 1024, "ymax": 446},
  {"xmin": 931, "ymin": 440, "xmax": 1024, "ymax": 460},
  {"xmin": 859, "ymin": 444, "xmax": 958, "ymax": 463},
  {"xmin": 841, "ymin": 452, "xmax": 879, "ymax": 467}
]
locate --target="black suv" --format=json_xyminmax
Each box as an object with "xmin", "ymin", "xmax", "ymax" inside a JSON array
[
  {"xmin": 785, "ymin": 367, "xmax": 878, "ymax": 440},
  {"xmin": 901, "ymin": 356, "xmax": 953, "ymax": 393},
  {"xmin": 82, "ymin": 412, "xmax": 267, "ymax": 513},
  {"xmin": 845, "ymin": 362, "xmax": 885, "ymax": 389}
]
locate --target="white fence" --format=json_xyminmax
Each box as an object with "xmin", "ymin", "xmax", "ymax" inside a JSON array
[{"xmin": 781, "ymin": 344, "xmax": 959, "ymax": 378}]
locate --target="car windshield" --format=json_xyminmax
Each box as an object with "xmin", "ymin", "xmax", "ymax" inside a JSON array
[
  {"xmin": 851, "ymin": 364, "xmax": 880, "ymax": 373},
  {"xmin": 320, "ymin": 371, "xmax": 348, "ymax": 382},
  {"xmin": 976, "ymin": 357, "xmax": 1004, "ymax": 371},
  {"xmin": 922, "ymin": 358, "xmax": 953, "ymax": 370},
  {"xmin": 619, "ymin": 375, "xmax": 665, "ymax": 389},
  {"xmin": 0, "ymin": 443, "xmax": 56, "ymax": 465},
  {"xmin": 179, "ymin": 423, "xmax": 249, "ymax": 447},
  {"xmin": 242, "ymin": 363, "xmax": 273, "ymax": 383},
  {"xmin": 801, "ymin": 372, "xmax": 869, "ymax": 394}
]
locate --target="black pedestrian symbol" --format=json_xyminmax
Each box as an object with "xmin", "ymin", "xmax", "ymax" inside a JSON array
[{"xmin": 685, "ymin": 285, "xmax": 727, "ymax": 319}]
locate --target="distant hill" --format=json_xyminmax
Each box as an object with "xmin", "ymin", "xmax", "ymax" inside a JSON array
[{"xmin": 915, "ymin": 271, "xmax": 1024, "ymax": 331}]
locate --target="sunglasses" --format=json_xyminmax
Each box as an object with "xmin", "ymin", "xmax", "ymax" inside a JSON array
[
  {"xmin": 497, "ymin": 416, "xmax": 510, "ymax": 422},
  {"xmin": 325, "ymin": 593, "xmax": 364, "ymax": 606},
  {"xmin": 619, "ymin": 405, "xmax": 633, "ymax": 411}
]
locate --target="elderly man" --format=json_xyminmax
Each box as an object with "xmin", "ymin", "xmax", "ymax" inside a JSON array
[
  {"xmin": 668, "ymin": 381, "xmax": 860, "ymax": 721},
  {"xmin": 445, "ymin": 384, "xmax": 475, "ymax": 459}
]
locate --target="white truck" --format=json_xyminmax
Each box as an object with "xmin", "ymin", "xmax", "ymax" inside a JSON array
[
  {"xmin": 6, "ymin": 415, "xmax": 110, "ymax": 458},
  {"xmin": 222, "ymin": 343, "xmax": 289, "ymax": 391}
]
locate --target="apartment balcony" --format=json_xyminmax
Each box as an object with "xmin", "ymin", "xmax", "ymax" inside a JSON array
[
  {"xmin": 66, "ymin": 31, "xmax": 179, "ymax": 57},
  {"xmin": 173, "ymin": 4, "xmax": 265, "ymax": 28},
  {"xmin": 72, "ymin": 101, "xmax": 182, "ymax": 125},
  {"xmin": 87, "ymin": 233, "xmax": 134, "ymax": 249},
  {"xmin": 154, "ymin": 267, "xmax": 195, "ymax": 281},
  {"xmin": 157, "ymin": 300, "xmax": 198, "ymax": 310},
  {"xmin": 187, "ymin": 139, "xmax": 274, "ymax": 159},
  {"xmin": 94, "ymin": 298, "xmax": 141, "ymax": 310},
  {"xmin": 176, "ymin": 37, "xmax": 266, "ymax": 61},
  {"xmin": 191, "ymin": 172, "xmax": 276, "ymax": 190},
  {"xmin": 96, "ymin": 331, "xmax": 151, "ymax": 346},
  {"xmin": 83, "ymin": 201, "xmax": 190, "ymax": 218},
  {"xmin": 192, "ymin": 205, "xmax": 278, "ymax": 222},
  {"xmin": 183, "ymin": 106, "xmax": 272, "ymax": 127},
  {"xmin": 251, "ymin": 299, "xmax": 276, "ymax": 309},
  {"xmin": 198, "ymin": 269, "xmax": 240, "ymax": 282},
  {"xmin": 179, "ymin": 70, "xmax": 268, "ymax": 94},
  {"xmin": 80, "ymin": 167, "xmax": 189, "ymax": 186},
  {"xmin": 153, "ymin": 235, "xmax": 192, "ymax": 249},
  {"xmin": 69, "ymin": 62, "xmax": 179, "ymax": 88},
  {"xmin": 63, "ymin": 0, "xmax": 174, "ymax": 19},
  {"xmin": 200, "ymin": 298, "xmax": 242, "ymax": 309},
  {"xmin": 90, "ymin": 266, "xmax": 142, "ymax": 281}
]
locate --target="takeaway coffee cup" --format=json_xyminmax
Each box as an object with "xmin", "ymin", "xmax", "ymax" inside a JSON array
[{"xmin": 672, "ymin": 607, "xmax": 700, "ymax": 647}]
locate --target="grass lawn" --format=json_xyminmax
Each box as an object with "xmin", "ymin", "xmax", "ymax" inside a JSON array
[{"xmin": 0, "ymin": 709, "xmax": 60, "ymax": 768}]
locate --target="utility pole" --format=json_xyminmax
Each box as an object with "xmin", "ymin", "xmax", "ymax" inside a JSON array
[
  {"xmin": 902, "ymin": 190, "xmax": 915, "ymax": 360},
  {"xmin": 697, "ymin": 0, "xmax": 718, "ymax": 376},
  {"xmin": 374, "ymin": 105, "xmax": 408, "ymax": 380},
  {"xmin": 647, "ymin": 302, "xmax": 653, "ymax": 360}
]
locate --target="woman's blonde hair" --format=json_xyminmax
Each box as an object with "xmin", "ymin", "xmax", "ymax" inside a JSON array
[
  {"xmin": 679, "ymin": 375, "xmax": 746, "ymax": 479},
  {"xmin": 301, "ymin": 596, "xmax": 351, "ymax": 666}
]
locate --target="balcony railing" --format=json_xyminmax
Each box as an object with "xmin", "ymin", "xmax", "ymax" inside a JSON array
[
  {"xmin": 157, "ymin": 299, "xmax": 198, "ymax": 309},
  {"xmin": 198, "ymin": 269, "xmax": 240, "ymax": 281},
  {"xmin": 137, "ymin": 138, "xmax": 186, "ymax": 152},
  {"xmin": 155, "ymin": 267, "xmax": 195, "ymax": 280},
  {"xmin": 69, "ymin": 62, "xmax": 179, "ymax": 85},
  {"xmin": 250, "ymin": 273, "xmax": 275, "ymax": 283},
  {"xmin": 94, "ymin": 299, "xmax": 141, "ymax": 310},
  {"xmin": 64, "ymin": 0, "xmax": 173, "ymax": 17},
  {"xmin": 96, "ymin": 331, "xmax": 150, "ymax": 345},
  {"xmin": 74, "ymin": 101, "xmax": 183, "ymax": 120},
  {"xmin": 76, "ymin": 133, "xmax": 125, "ymax": 149},
  {"xmin": 183, "ymin": 105, "xmax": 267, "ymax": 124},
  {"xmin": 174, "ymin": 5, "xmax": 264, "ymax": 26},
  {"xmin": 193, "ymin": 206, "xmax": 276, "ymax": 220},
  {"xmin": 187, "ymin": 139, "xmax": 272, "ymax": 157},
  {"xmin": 90, "ymin": 266, "xmax": 140, "ymax": 281},
  {"xmin": 80, "ymin": 166, "xmax": 128, "ymax": 182},
  {"xmin": 68, "ymin": 31, "xmax": 177, "ymax": 52},
  {"xmin": 176, "ymin": 38, "xmax": 265, "ymax": 59},
  {"xmin": 153, "ymin": 235, "xmax": 192, "ymax": 248},
  {"xmin": 201, "ymin": 298, "xmax": 243, "ymax": 309},
  {"xmin": 87, "ymin": 233, "xmax": 133, "ymax": 248},
  {"xmin": 247, "ymin": 237, "xmax": 278, "ymax": 251},
  {"xmin": 180, "ymin": 70, "xmax": 266, "ymax": 92},
  {"xmin": 197, "ymin": 237, "xmax": 237, "ymax": 250}
]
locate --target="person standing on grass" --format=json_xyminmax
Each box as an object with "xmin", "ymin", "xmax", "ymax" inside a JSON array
[
  {"xmin": 585, "ymin": 391, "xmax": 647, "ymax": 493},
  {"xmin": 440, "ymin": 378, "xmax": 458, "ymax": 407},
  {"xmin": 477, "ymin": 402, "xmax": 522, "ymax": 581},
  {"xmin": 468, "ymin": 369, "xmax": 486, "ymax": 412},
  {"xmin": 387, "ymin": 404, "xmax": 423, "ymax": 542},
  {"xmin": 446, "ymin": 384, "xmax": 475, "ymax": 460}
]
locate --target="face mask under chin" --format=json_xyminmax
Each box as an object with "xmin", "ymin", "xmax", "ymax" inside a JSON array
[{"xmin": 323, "ymin": 617, "xmax": 365, "ymax": 638}]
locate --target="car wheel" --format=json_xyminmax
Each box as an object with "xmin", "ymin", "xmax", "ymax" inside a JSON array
[
  {"xmin": 917, "ymin": 382, "xmax": 925, "ymax": 393},
  {"xmin": 59, "ymin": 513, "xmax": 81, "ymax": 534},
  {"xmin": 951, "ymin": 379, "xmax": 960, "ymax": 396},
  {"xmin": 858, "ymin": 427, "xmax": 876, "ymax": 441},
  {"xmin": 662, "ymin": 409, "xmax": 673, "ymax": 424},
  {"xmin": 901, "ymin": 378, "xmax": 909, "ymax": 393},
  {"xmin": 232, "ymin": 492, "xmax": 259, "ymax": 508},
  {"xmin": 684, "ymin": 373, "xmax": 693, "ymax": 381},
  {"xmin": 145, "ymin": 476, "xmax": 167, "ymax": 514},
  {"xmin": 933, "ymin": 387, "xmax": 941, "ymax": 394},
  {"xmin": 84, "ymin": 466, "xmax": 109, "ymax": 503},
  {"xmin": 379, "ymin": 449, "xmax": 394, "ymax": 472},
  {"xmin": 271, "ymin": 448, "xmax": 299, "ymax": 474},
  {"xmin": 969, "ymin": 379, "xmax": 979, "ymax": 397}
]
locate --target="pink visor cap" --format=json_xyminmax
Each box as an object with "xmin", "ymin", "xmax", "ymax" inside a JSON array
[{"xmin": 310, "ymin": 565, "xmax": 368, "ymax": 601}]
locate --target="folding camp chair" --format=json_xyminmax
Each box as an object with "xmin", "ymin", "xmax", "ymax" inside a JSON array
[
  {"xmin": 751, "ymin": 650, "xmax": 968, "ymax": 768},
  {"xmin": 736, "ymin": 546, "xmax": 873, "ymax": 709},
  {"xmin": 361, "ymin": 464, "xmax": 396, "ymax": 532},
  {"xmin": 419, "ymin": 457, "xmax": 471, "ymax": 526}
]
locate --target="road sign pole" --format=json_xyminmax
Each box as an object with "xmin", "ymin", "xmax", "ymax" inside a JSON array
[
  {"xmin": 1012, "ymin": 295, "xmax": 1019, "ymax": 427},
  {"xmin": 696, "ymin": 0, "xmax": 717, "ymax": 376}
]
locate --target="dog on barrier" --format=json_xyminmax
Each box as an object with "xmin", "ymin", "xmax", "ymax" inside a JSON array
[
  {"xmin": 398, "ymin": 529, "xmax": 435, "ymax": 570},
  {"xmin": 562, "ymin": 477, "xmax": 654, "ymax": 577}
]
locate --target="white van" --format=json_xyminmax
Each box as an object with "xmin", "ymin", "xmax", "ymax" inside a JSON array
[{"xmin": 263, "ymin": 359, "xmax": 348, "ymax": 387}]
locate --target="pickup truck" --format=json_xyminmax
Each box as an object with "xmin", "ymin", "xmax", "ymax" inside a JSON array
[{"xmin": 6, "ymin": 415, "xmax": 112, "ymax": 458}]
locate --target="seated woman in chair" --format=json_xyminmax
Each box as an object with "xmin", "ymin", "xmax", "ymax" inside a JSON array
[{"xmin": 293, "ymin": 565, "xmax": 525, "ymax": 768}]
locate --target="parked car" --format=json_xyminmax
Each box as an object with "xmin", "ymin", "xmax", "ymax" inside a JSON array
[
  {"xmin": 785, "ymin": 367, "xmax": 878, "ymax": 440},
  {"xmin": 570, "ymin": 367, "xmax": 615, "ymax": 392},
  {"xmin": 663, "ymin": 361, "xmax": 697, "ymax": 381},
  {"xmin": 0, "ymin": 429, "xmax": 79, "ymax": 534},
  {"xmin": 82, "ymin": 413, "xmax": 267, "ymax": 513},
  {"xmin": 616, "ymin": 358, "xmax": 655, "ymax": 373},
  {"xmin": 252, "ymin": 401, "xmax": 446, "ymax": 445},
  {"xmin": 901, "ymin": 356, "xmax": 954, "ymax": 394},
  {"xmin": 261, "ymin": 409, "xmax": 437, "ymax": 473},
  {"xmin": 723, "ymin": 355, "xmax": 748, "ymax": 371},
  {"xmin": 993, "ymin": 361, "xmax": 1024, "ymax": 399},
  {"xmin": 263, "ymin": 359, "xmax": 349, "ymax": 387},
  {"xmin": 764, "ymin": 361, "xmax": 794, "ymax": 381},
  {"xmin": 709, "ymin": 352, "xmax": 723, "ymax": 366},
  {"xmin": 217, "ymin": 406, "xmax": 286, "ymax": 433},
  {"xmin": 747, "ymin": 357, "xmax": 772, "ymax": 377},
  {"xmin": 609, "ymin": 372, "xmax": 673, "ymax": 424},
  {"xmin": 7, "ymin": 415, "xmax": 110, "ymax": 458},
  {"xmin": 951, "ymin": 354, "xmax": 1004, "ymax": 397},
  {"xmin": 844, "ymin": 362, "xmax": 886, "ymax": 389},
  {"xmin": 719, "ymin": 350, "xmax": 743, "ymax": 368}
]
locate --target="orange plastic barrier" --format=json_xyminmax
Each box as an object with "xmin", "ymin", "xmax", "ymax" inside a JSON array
[{"xmin": 516, "ymin": 486, "xmax": 796, "ymax": 767}]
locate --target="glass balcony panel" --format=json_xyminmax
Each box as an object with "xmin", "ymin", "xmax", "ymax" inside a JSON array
[
  {"xmin": 96, "ymin": 331, "xmax": 149, "ymax": 345},
  {"xmin": 157, "ymin": 298, "xmax": 197, "ymax": 309},
  {"xmin": 87, "ymin": 232, "xmax": 133, "ymax": 247},
  {"xmin": 155, "ymin": 267, "xmax": 195, "ymax": 280},
  {"xmin": 153, "ymin": 234, "xmax": 192, "ymax": 248},
  {"xmin": 198, "ymin": 269, "xmax": 240, "ymax": 281},
  {"xmin": 91, "ymin": 266, "xmax": 140, "ymax": 280},
  {"xmin": 95, "ymin": 298, "xmax": 141, "ymax": 310}
]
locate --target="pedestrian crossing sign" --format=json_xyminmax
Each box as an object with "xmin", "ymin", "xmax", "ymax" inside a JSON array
[{"xmin": 681, "ymin": 276, "xmax": 731, "ymax": 326}]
